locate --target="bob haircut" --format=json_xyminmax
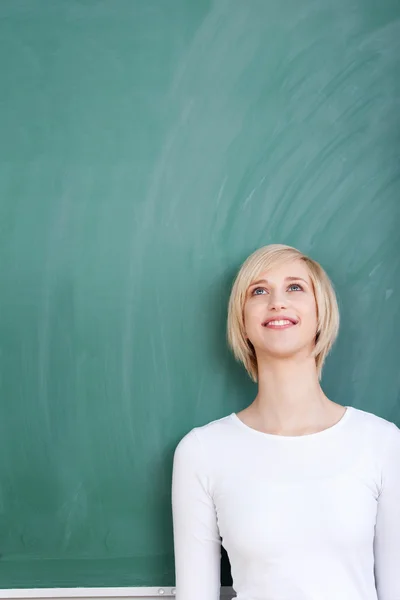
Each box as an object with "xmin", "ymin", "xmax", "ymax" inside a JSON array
[{"xmin": 227, "ymin": 244, "xmax": 340, "ymax": 382}]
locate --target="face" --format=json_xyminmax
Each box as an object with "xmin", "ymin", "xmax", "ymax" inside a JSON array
[{"xmin": 243, "ymin": 259, "xmax": 318, "ymax": 361}]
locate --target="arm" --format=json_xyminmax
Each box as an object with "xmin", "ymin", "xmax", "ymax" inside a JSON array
[
  {"xmin": 171, "ymin": 430, "xmax": 221, "ymax": 600},
  {"xmin": 374, "ymin": 423, "xmax": 400, "ymax": 599}
]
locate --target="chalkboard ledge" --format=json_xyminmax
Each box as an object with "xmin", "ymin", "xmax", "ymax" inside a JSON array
[{"xmin": 0, "ymin": 588, "xmax": 235, "ymax": 599}]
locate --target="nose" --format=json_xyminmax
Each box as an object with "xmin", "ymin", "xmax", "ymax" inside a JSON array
[{"xmin": 268, "ymin": 290, "xmax": 288, "ymax": 311}]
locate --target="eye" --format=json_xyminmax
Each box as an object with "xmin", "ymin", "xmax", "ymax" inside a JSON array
[
  {"xmin": 252, "ymin": 287, "xmax": 267, "ymax": 295},
  {"xmin": 288, "ymin": 283, "xmax": 303, "ymax": 292}
]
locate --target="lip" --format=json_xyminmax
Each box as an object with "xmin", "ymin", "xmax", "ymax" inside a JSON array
[{"xmin": 262, "ymin": 315, "xmax": 299, "ymax": 328}]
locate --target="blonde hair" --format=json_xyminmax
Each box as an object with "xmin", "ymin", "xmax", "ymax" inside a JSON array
[{"xmin": 227, "ymin": 244, "xmax": 339, "ymax": 381}]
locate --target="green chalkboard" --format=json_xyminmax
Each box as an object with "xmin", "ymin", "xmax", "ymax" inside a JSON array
[{"xmin": 0, "ymin": 0, "xmax": 399, "ymax": 590}]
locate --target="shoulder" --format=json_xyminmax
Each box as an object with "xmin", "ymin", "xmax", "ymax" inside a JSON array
[
  {"xmin": 348, "ymin": 406, "xmax": 400, "ymax": 458},
  {"xmin": 349, "ymin": 406, "xmax": 399, "ymax": 436},
  {"xmin": 173, "ymin": 414, "xmax": 237, "ymax": 463}
]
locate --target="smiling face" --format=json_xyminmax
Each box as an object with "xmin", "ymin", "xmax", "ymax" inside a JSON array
[{"xmin": 243, "ymin": 259, "xmax": 318, "ymax": 362}]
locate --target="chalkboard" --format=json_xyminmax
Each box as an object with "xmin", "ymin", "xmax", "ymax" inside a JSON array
[{"xmin": 0, "ymin": 0, "xmax": 399, "ymax": 590}]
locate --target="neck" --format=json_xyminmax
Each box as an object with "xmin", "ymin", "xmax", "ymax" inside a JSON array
[{"xmin": 250, "ymin": 354, "xmax": 336, "ymax": 434}]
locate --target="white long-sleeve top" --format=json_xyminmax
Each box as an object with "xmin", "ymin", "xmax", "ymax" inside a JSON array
[{"xmin": 171, "ymin": 406, "xmax": 400, "ymax": 600}]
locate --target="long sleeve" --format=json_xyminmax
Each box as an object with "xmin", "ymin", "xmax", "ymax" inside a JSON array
[
  {"xmin": 171, "ymin": 429, "xmax": 221, "ymax": 600},
  {"xmin": 374, "ymin": 423, "xmax": 400, "ymax": 599}
]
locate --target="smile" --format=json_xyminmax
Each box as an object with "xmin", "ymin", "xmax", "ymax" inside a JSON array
[{"xmin": 262, "ymin": 319, "xmax": 297, "ymax": 329}]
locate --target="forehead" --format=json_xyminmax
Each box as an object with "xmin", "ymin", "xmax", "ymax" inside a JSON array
[{"xmin": 252, "ymin": 258, "xmax": 311, "ymax": 283}]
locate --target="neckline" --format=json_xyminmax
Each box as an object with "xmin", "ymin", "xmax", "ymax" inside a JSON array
[{"xmin": 230, "ymin": 406, "xmax": 352, "ymax": 441}]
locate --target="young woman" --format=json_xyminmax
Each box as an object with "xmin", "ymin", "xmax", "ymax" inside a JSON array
[{"xmin": 171, "ymin": 244, "xmax": 400, "ymax": 600}]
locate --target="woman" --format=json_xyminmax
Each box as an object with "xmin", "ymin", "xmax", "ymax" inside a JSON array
[{"xmin": 171, "ymin": 244, "xmax": 400, "ymax": 600}]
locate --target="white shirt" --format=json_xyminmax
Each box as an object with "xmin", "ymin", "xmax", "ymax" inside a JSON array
[{"xmin": 171, "ymin": 406, "xmax": 400, "ymax": 600}]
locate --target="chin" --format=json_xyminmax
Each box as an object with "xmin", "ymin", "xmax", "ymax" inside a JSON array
[{"xmin": 257, "ymin": 344, "xmax": 312, "ymax": 361}]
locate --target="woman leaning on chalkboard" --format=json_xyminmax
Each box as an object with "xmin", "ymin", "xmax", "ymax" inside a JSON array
[{"xmin": 171, "ymin": 244, "xmax": 400, "ymax": 600}]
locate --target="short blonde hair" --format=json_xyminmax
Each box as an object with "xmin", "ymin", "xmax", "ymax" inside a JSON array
[{"xmin": 227, "ymin": 244, "xmax": 340, "ymax": 381}]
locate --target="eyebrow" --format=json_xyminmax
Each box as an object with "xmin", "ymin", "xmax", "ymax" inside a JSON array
[{"xmin": 249, "ymin": 276, "xmax": 309, "ymax": 287}]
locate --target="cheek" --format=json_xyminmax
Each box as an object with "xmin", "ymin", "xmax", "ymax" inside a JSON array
[
  {"xmin": 243, "ymin": 300, "xmax": 264, "ymax": 334},
  {"xmin": 299, "ymin": 299, "xmax": 318, "ymax": 329}
]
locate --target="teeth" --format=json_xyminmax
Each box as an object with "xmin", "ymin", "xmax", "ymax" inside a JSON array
[{"xmin": 266, "ymin": 319, "xmax": 293, "ymax": 326}]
